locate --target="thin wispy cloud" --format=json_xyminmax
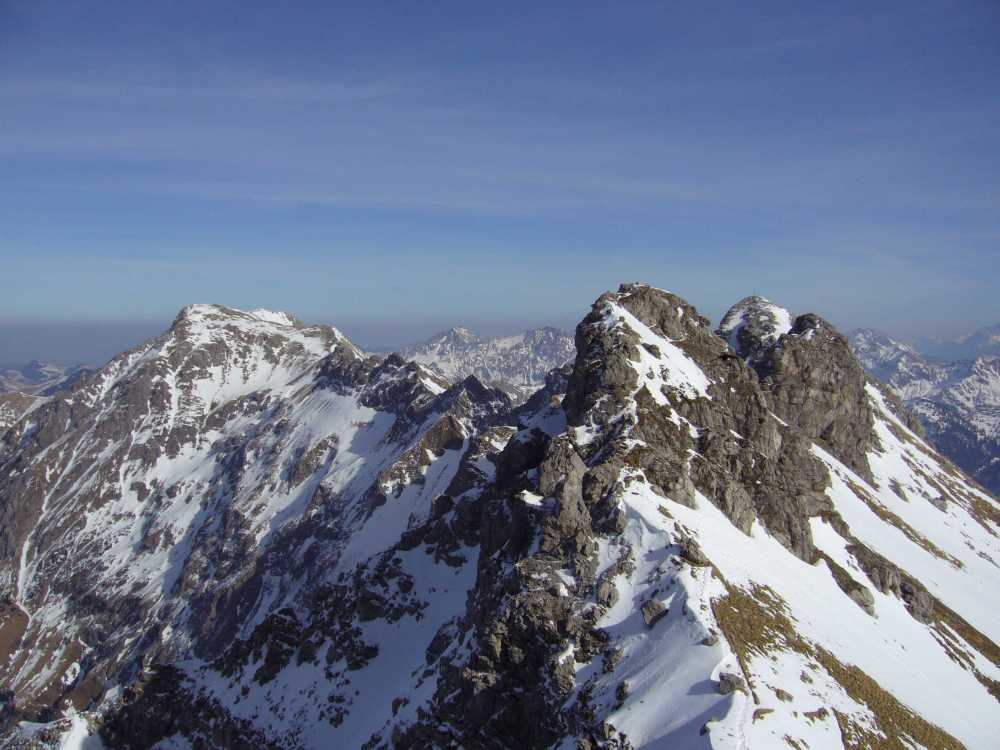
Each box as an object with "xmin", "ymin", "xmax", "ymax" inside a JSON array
[
  {"xmin": 0, "ymin": 75, "xmax": 399, "ymax": 104},
  {"xmin": 0, "ymin": 0, "xmax": 997, "ymax": 347}
]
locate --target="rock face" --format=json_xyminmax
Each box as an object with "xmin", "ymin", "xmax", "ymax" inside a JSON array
[
  {"xmin": 851, "ymin": 328, "xmax": 1000, "ymax": 495},
  {"xmin": 640, "ymin": 599, "xmax": 667, "ymax": 628},
  {"xmin": 397, "ymin": 326, "xmax": 575, "ymax": 403},
  {"xmin": 753, "ymin": 313, "xmax": 876, "ymax": 482},
  {"xmin": 718, "ymin": 299, "xmax": 876, "ymax": 480},
  {"xmin": 1, "ymin": 290, "xmax": 998, "ymax": 750},
  {"xmin": 0, "ymin": 305, "xmax": 511, "ymax": 746}
]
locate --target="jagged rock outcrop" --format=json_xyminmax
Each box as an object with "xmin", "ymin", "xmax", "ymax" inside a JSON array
[
  {"xmin": 717, "ymin": 298, "xmax": 876, "ymax": 482},
  {"xmin": 393, "ymin": 284, "xmax": 998, "ymax": 749},
  {"xmin": 564, "ymin": 285, "xmax": 833, "ymax": 561},
  {"xmin": 753, "ymin": 314, "xmax": 875, "ymax": 482}
]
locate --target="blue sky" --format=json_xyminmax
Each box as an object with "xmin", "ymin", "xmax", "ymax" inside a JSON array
[{"xmin": 1, "ymin": 0, "xmax": 998, "ymax": 362}]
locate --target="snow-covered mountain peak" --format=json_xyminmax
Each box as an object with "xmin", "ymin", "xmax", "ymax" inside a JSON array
[
  {"xmin": 0, "ymin": 303, "xmax": 515, "ymax": 741},
  {"xmin": 575, "ymin": 283, "xmax": 714, "ymax": 407},
  {"xmin": 414, "ymin": 326, "xmax": 481, "ymax": 349},
  {"xmin": 446, "ymin": 325, "xmax": 479, "ymax": 342},
  {"xmin": 398, "ymin": 324, "xmax": 575, "ymax": 403},
  {"xmin": 172, "ymin": 303, "xmax": 311, "ymax": 331},
  {"xmin": 164, "ymin": 302, "xmax": 359, "ymax": 365},
  {"xmin": 716, "ymin": 294, "xmax": 794, "ymax": 361},
  {"xmin": 534, "ymin": 283, "xmax": 998, "ymax": 748},
  {"xmin": 850, "ymin": 327, "xmax": 922, "ymax": 367},
  {"xmin": 250, "ymin": 308, "xmax": 304, "ymax": 327}
]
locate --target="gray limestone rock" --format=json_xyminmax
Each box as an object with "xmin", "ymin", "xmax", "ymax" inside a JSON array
[
  {"xmin": 753, "ymin": 313, "xmax": 876, "ymax": 482},
  {"xmin": 718, "ymin": 672, "xmax": 746, "ymax": 695},
  {"xmin": 641, "ymin": 599, "xmax": 667, "ymax": 628},
  {"xmin": 677, "ymin": 534, "xmax": 711, "ymax": 567}
]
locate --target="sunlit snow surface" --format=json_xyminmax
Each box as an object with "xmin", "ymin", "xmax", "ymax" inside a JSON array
[{"xmin": 601, "ymin": 301, "xmax": 712, "ymax": 402}]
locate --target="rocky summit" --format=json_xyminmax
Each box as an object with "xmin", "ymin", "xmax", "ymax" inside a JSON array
[{"xmin": 0, "ymin": 289, "xmax": 997, "ymax": 749}]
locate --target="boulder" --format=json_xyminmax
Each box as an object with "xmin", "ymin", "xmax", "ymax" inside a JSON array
[
  {"xmin": 718, "ymin": 672, "xmax": 746, "ymax": 695},
  {"xmin": 641, "ymin": 599, "xmax": 667, "ymax": 628}
]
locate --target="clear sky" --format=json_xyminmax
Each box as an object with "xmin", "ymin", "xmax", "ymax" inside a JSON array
[{"xmin": 1, "ymin": 0, "xmax": 998, "ymax": 364}]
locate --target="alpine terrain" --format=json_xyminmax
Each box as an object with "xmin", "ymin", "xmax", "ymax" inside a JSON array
[
  {"xmin": 913, "ymin": 324, "xmax": 1000, "ymax": 362},
  {"xmin": 0, "ymin": 362, "xmax": 91, "ymax": 397},
  {"xmin": 850, "ymin": 329, "xmax": 1000, "ymax": 495},
  {"xmin": 397, "ymin": 326, "xmax": 575, "ymax": 403},
  {"xmin": 0, "ymin": 288, "xmax": 997, "ymax": 749},
  {"xmin": 0, "ymin": 363, "xmax": 93, "ymax": 436}
]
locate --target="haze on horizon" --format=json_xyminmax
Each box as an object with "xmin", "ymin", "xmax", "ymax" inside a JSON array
[{"xmin": 2, "ymin": 1, "xmax": 998, "ymax": 366}]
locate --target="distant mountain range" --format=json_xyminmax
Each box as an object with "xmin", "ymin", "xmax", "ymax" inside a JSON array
[
  {"xmin": 396, "ymin": 326, "xmax": 575, "ymax": 402},
  {"xmin": 912, "ymin": 323, "xmax": 1000, "ymax": 362},
  {"xmin": 6, "ymin": 316, "xmax": 998, "ymax": 499},
  {"xmin": 0, "ymin": 361, "xmax": 94, "ymax": 431},
  {"xmin": 0, "ymin": 360, "xmax": 91, "ymax": 395},
  {"xmin": 850, "ymin": 327, "xmax": 1000, "ymax": 495}
]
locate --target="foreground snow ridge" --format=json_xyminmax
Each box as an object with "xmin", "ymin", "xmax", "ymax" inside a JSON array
[{"xmin": 0, "ymin": 283, "xmax": 996, "ymax": 749}]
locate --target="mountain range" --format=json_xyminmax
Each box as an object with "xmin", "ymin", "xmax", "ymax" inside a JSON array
[
  {"xmin": 850, "ymin": 328, "xmax": 1000, "ymax": 495},
  {"xmin": 0, "ymin": 289, "xmax": 997, "ymax": 749},
  {"xmin": 0, "ymin": 362, "xmax": 93, "ymax": 434},
  {"xmin": 911, "ymin": 323, "xmax": 1000, "ymax": 362},
  {"xmin": 388, "ymin": 316, "xmax": 1000, "ymax": 499},
  {"xmin": 0, "ymin": 361, "xmax": 91, "ymax": 397},
  {"xmin": 396, "ymin": 326, "xmax": 575, "ymax": 403}
]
